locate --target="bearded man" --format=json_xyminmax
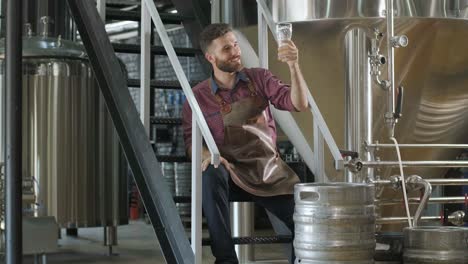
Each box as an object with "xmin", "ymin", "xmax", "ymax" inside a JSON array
[{"xmin": 182, "ymin": 23, "xmax": 309, "ymax": 264}]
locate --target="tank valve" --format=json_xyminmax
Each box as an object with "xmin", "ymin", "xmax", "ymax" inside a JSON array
[
  {"xmin": 24, "ymin": 23, "xmax": 33, "ymax": 37},
  {"xmin": 449, "ymin": 210, "xmax": 466, "ymax": 226},
  {"xmin": 389, "ymin": 175, "xmax": 402, "ymax": 190},
  {"xmin": 57, "ymin": 35, "xmax": 62, "ymax": 47},
  {"xmin": 391, "ymin": 35, "xmax": 409, "ymax": 48},
  {"xmin": 369, "ymin": 30, "xmax": 391, "ymax": 90},
  {"xmin": 370, "ymin": 54, "xmax": 387, "ymax": 66},
  {"xmin": 346, "ymin": 158, "xmax": 363, "ymax": 173},
  {"xmin": 40, "ymin": 16, "xmax": 54, "ymax": 38}
]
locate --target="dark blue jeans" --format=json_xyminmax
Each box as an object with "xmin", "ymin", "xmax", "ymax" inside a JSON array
[{"xmin": 202, "ymin": 164, "xmax": 295, "ymax": 264}]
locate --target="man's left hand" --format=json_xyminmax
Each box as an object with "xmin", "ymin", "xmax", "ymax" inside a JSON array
[{"xmin": 278, "ymin": 40, "xmax": 298, "ymax": 66}]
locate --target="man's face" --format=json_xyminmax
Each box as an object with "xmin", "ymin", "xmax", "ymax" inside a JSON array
[{"xmin": 206, "ymin": 32, "xmax": 242, "ymax": 73}]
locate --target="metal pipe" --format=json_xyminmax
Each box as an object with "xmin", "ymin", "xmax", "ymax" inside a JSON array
[
  {"xmin": 211, "ymin": 0, "xmax": 220, "ymax": 23},
  {"xmin": 377, "ymin": 196, "xmax": 468, "ymax": 205},
  {"xmin": 359, "ymin": 160, "xmax": 468, "ymax": 168},
  {"xmin": 385, "ymin": 0, "xmax": 396, "ymax": 136},
  {"xmin": 377, "ymin": 210, "xmax": 465, "ymax": 226},
  {"xmin": 221, "ymin": 0, "xmax": 233, "ymax": 25},
  {"xmin": 232, "ymin": 203, "xmax": 254, "ymax": 262},
  {"xmin": 373, "ymin": 178, "xmax": 468, "ymax": 186},
  {"xmin": 0, "ymin": 0, "xmax": 5, "ymax": 38},
  {"xmin": 424, "ymin": 179, "xmax": 468, "ymax": 185},
  {"xmin": 364, "ymin": 37, "xmax": 374, "ymax": 182},
  {"xmin": 405, "ymin": 176, "xmax": 432, "ymax": 227},
  {"xmin": 5, "ymin": 0, "xmax": 23, "ymax": 262},
  {"xmin": 377, "ymin": 216, "xmax": 443, "ymax": 224},
  {"xmin": 367, "ymin": 143, "xmax": 468, "ymax": 149},
  {"xmin": 344, "ymin": 27, "xmax": 369, "ymax": 182},
  {"xmin": 104, "ymin": 226, "xmax": 117, "ymax": 256}
]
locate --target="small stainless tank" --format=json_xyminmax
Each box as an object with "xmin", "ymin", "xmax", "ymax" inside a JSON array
[
  {"xmin": 293, "ymin": 183, "xmax": 375, "ymax": 264},
  {"xmin": 0, "ymin": 34, "xmax": 128, "ymax": 228},
  {"xmin": 403, "ymin": 226, "xmax": 468, "ymax": 264}
]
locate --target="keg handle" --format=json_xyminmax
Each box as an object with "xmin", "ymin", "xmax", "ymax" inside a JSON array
[{"xmin": 298, "ymin": 191, "xmax": 320, "ymax": 202}]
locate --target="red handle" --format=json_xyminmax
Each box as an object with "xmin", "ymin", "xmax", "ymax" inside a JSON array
[{"xmin": 465, "ymin": 193, "xmax": 467, "ymax": 209}]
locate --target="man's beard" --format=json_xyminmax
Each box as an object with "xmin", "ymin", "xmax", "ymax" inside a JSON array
[{"xmin": 216, "ymin": 58, "xmax": 242, "ymax": 73}]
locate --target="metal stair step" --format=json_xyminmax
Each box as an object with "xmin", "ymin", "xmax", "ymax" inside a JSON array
[
  {"xmin": 150, "ymin": 117, "xmax": 182, "ymax": 125},
  {"xmin": 173, "ymin": 195, "xmax": 254, "ymax": 204},
  {"xmin": 173, "ymin": 196, "xmax": 191, "ymax": 203},
  {"xmin": 112, "ymin": 43, "xmax": 200, "ymax": 56},
  {"xmin": 156, "ymin": 155, "xmax": 189, "ymax": 163},
  {"xmin": 106, "ymin": 8, "xmax": 194, "ymax": 23},
  {"xmin": 199, "ymin": 235, "xmax": 293, "ymax": 246},
  {"xmin": 127, "ymin": 79, "xmax": 200, "ymax": 89}
]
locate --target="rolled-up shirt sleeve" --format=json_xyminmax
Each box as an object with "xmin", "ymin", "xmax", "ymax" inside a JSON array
[
  {"xmin": 261, "ymin": 68, "xmax": 297, "ymax": 112},
  {"xmin": 182, "ymin": 101, "xmax": 192, "ymax": 152}
]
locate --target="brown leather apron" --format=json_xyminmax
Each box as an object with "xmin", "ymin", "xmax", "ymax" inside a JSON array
[{"xmin": 211, "ymin": 77, "xmax": 300, "ymax": 197}]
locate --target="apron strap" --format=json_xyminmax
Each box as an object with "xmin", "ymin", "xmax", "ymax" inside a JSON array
[
  {"xmin": 246, "ymin": 81, "xmax": 257, "ymax": 96},
  {"xmin": 209, "ymin": 74, "xmax": 260, "ymax": 114}
]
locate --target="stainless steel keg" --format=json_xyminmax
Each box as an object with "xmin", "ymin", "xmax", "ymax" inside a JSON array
[
  {"xmin": 294, "ymin": 183, "xmax": 375, "ymax": 264},
  {"xmin": 403, "ymin": 226, "xmax": 468, "ymax": 264}
]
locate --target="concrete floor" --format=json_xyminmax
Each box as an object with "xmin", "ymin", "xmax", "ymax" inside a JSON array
[{"xmin": 19, "ymin": 220, "xmax": 288, "ymax": 264}]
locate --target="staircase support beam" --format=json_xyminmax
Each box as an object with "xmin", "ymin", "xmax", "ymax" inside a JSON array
[{"xmin": 67, "ymin": 1, "xmax": 194, "ymax": 263}]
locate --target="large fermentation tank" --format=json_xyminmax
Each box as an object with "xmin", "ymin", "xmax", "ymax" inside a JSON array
[
  {"xmin": 267, "ymin": 0, "xmax": 468, "ymax": 179},
  {"xmin": 259, "ymin": 0, "xmax": 468, "ymax": 228},
  {"xmin": 0, "ymin": 35, "xmax": 128, "ymax": 228}
]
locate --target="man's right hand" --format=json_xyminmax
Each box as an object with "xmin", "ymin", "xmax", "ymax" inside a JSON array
[{"xmin": 202, "ymin": 156, "xmax": 232, "ymax": 171}]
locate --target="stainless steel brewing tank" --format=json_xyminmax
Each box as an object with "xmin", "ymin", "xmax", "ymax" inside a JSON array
[
  {"xmin": 0, "ymin": 35, "xmax": 128, "ymax": 227},
  {"xmin": 403, "ymin": 226, "xmax": 468, "ymax": 264},
  {"xmin": 293, "ymin": 183, "xmax": 375, "ymax": 264},
  {"xmin": 263, "ymin": 0, "xmax": 468, "ymax": 229},
  {"xmin": 270, "ymin": 0, "xmax": 468, "ymax": 21},
  {"xmin": 268, "ymin": 0, "xmax": 468, "ymax": 180}
]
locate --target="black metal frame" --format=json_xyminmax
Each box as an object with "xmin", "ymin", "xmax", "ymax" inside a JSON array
[
  {"xmin": 106, "ymin": 9, "xmax": 194, "ymax": 24},
  {"xmin": 66, "ymin": 1, "xmax": 194, "ymax": 263},
  {"xmin": 170, "ymin": 0, "xmax": 211, "ymax": 74},
  {"xmin": 5, "ymin": 0, "xmax": 23, "ymax": 263},
  {"xmin": 112, "ymin": 43, "xmax": 200, "ymax": 56}
]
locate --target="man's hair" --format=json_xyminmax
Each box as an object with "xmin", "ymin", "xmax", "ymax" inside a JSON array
[{"xmin": 199, "ymin": 23, "xmax": 233, "ymax": 53}]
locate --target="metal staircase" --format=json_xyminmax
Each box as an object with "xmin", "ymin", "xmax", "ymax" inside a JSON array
[
  {"xmin": 68, "ymin": 0, "xmax": 328, "ymax": 263},
  {"xmin": 67, "ymin": 0, "xmax": 196, "ymax": 262},
  {"xmin": 103, "ymin": 1, "xmax": 204, "ymax": 164}
]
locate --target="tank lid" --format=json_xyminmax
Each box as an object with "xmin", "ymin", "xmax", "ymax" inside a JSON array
[{"xmin": 0, "ymin": 35, "xmax": 87, "ymax": 59}]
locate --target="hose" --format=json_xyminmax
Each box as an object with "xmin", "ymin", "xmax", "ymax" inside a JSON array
[{"xmin": 390, "ymin": 137, "xmax": 413, "ymax": 227}]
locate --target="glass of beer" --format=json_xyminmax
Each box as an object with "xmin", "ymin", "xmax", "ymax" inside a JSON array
[{"xmin": 276, "ymin": 22, "xmax": 292, "ymax": 46}]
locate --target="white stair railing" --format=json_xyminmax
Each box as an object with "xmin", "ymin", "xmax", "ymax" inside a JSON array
[
  {"xmin": 141, "ymin": 1, "xmax": 220, "ymax": 263},
  {"xmin": 257, "ymin": 0, "xmax": 344, "ymax": 181}
]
